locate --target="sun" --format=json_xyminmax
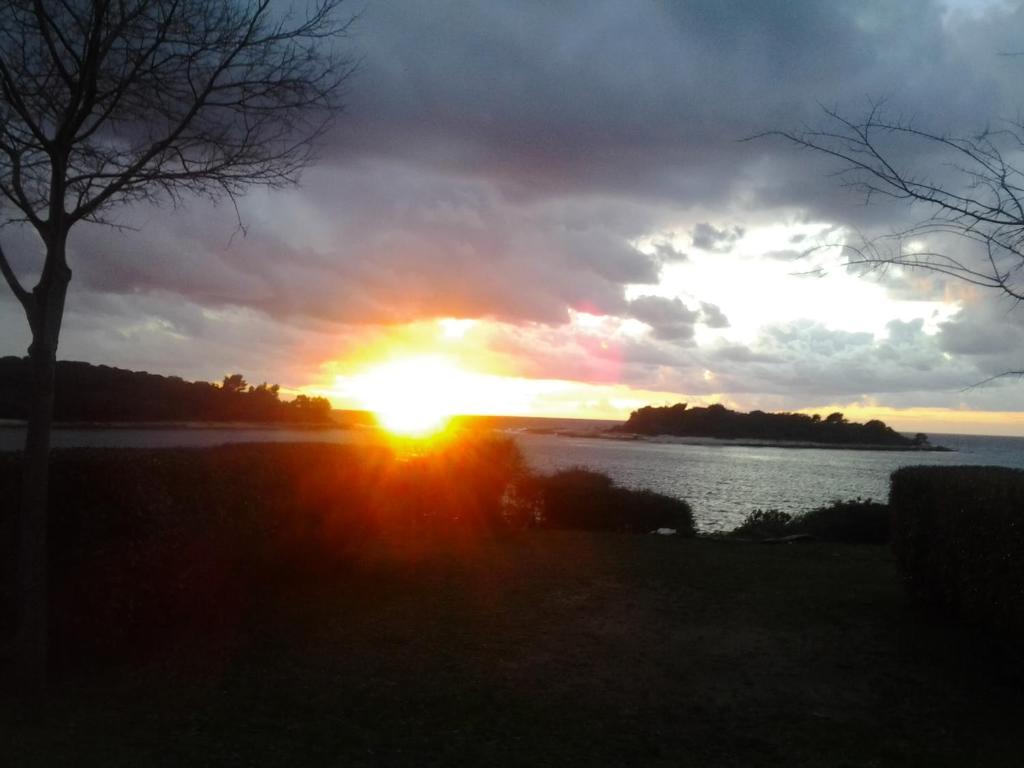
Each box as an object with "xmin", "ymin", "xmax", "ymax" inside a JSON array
[{"xmin": 347, "ymin": 356, "xmax": 469, "ymax": 437}]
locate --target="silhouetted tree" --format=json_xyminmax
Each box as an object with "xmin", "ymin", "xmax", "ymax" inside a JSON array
[
  {"xmin": 221, "ymin": 374, "xmax": 249, "ymax": 395},
  {"xmin": 0, "ymin": 0, "xmax": 354, "ymax": 690}
]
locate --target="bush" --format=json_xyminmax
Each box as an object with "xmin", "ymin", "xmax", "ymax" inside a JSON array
[
  {"xmin": 730, "ymin": 509, "xmax": 793, "ymax": 539},
  {"xmin": 890, "ymin": 465, "xmax": 1024, "ymax": 659},
  {"xmin": 729, "ymin": 499, "xmax": 890, "ymax": 543},
  {"xmin": 534, "ymin": 468, "xmax": 695, "ymax": 535},
  {"xmin": 795, "ymin": 498, "xmax": 891, "ymax": 544},
  {"xmin": 0, "ymin": 436, "xmax": 530, "ymax": 664}
]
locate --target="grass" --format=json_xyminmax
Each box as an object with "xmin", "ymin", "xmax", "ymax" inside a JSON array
[{"xmin": 3, "ymin": 533, "xmax": 1023, "ymax": 767}]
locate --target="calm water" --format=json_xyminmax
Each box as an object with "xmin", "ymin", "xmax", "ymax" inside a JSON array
[
  {"xmin": 2, "ymin": 425, "xmax": 1023, "ymax": 532},
  {"xmin": 515, "ymin": 432, "xmax": 1024, "ymax": 531}
]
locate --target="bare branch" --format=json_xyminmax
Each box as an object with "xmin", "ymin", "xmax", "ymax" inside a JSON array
[
  {"xmin": 961, "ymin": 370, "xmax": 1024, "ymax": 391},
  {"xmin": 0, "ymin": 0, "xmax": 356, "ymax": 234},
  {"xmin": 757, "ymin": 104, "xmax": 1024, "ymax": 307},
  {"xmin": 0, "ymin": 237, "xmax": 32, "ymax": 311}
]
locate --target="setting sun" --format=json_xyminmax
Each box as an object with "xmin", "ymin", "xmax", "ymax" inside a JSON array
[{"xmin": 345, "ymin": 356, "xmax": 471, "ymax": 436}]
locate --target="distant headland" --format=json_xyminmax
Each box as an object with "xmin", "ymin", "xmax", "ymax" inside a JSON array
[
  {"xmin": 0, "ymin": 358, "xmax": 333, "ymax": 425},
  {"xmin": 612, "ymin": 403, "xmax": 949, "ymax": 451}
]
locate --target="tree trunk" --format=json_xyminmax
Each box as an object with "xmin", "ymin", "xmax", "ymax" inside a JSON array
[
  {"xmin": 15, "ymin": 249, "xmax": 70, "ymax": 694},
  {"xmin": 16, "ymin": 350, "xmax": 57, "ymax": 692}
]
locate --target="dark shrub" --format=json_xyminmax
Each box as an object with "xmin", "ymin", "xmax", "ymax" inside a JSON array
[
  {"xmin": 794, "ymin": 498, "xmax": 891, "ymax": 544},
  {"xmin": 729, "ymin": 499, "xmax": 890, "ymax": 543},
  {"xmin": 0, "ymin": 436, "xmax": 530, "ymax": 665},
  {"xmin": 730, "ymin": 509, "xmax": 793, "ymax": 539},
  {"xmin": 535, "ymin": 469, "xmax": 616, "ymax": 531},
  {"xmin": 620, "ymin": 489, "xmax": 696, "ymax": 536},
  {"xmin": 535, "ymin": 468, "xmax": 695, "ymax": 535},
  {"xmin": 890, "ymin": 465, "xmax": 1024, "ymax": 659}
]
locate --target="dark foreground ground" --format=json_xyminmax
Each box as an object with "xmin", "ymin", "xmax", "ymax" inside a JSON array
[{"xmin": 3, "ymin": 533, "xmax": 1022, "ymax": 767}]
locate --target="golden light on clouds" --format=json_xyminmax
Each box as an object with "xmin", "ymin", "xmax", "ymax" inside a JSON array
[
  {"xmin": 801, "ymin": 404, "xmax": 1024, "ymax": 437},
  {"xmin": 292, "ymin": 307, "xmax": 1024, "ymax": 437},
  {"xmin": 314, "ymin": 315, "xmax": 694, "ymax": 424},
  {"xmin": 327, "ymin": 357, "xmax": 714, "ymax": 423},
  {"xmin": 309, "ymin": 349, "xmax": 1024, "ymax": 435}
]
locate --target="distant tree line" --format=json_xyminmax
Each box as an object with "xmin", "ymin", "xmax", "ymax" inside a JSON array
[
  {"xmin": 0, "ymin": 358, "xmax": 332, "ymax": 424},
  {"xmin": 618, "ymin": 403, "xmax": 924, "ymax": 447}
]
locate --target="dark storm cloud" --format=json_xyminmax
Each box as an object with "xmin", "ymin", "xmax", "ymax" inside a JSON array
[
  {"xmin": 334, "ymin": 0, "xmax": 1015, "ymax": 216},
  {"xmin": 56, "ymin": 0, "xmax": 1024, "ymax": 318},
  {"xmin": 938, "ymin": 294, "xmax": 1024, "ymax": 378},
  {"xmin": 58, "ymin": 164, "xmax": 663, "ymax": 327}
]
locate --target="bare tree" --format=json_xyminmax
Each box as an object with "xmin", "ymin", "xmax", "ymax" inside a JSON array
[
  {"xmin": 762, "ymin": 104, "xmax": 1024, "ymax": 376},
  {"xmin": 0, "ymin": 0, "xmax": 354, "ymax": 689}
]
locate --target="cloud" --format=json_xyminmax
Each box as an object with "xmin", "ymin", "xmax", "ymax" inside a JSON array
[
  {"xmin": 691, "ymin": 223, "xmax": 745, "ymax": 253},
  {"xmin": 627, "ymin": 296, "xmax": 700, "ymax": 341},
  {"xmin": 938, "ymin": 293, "xmax": 1024, "ymax": 378},
  {"xmin": 55, "ymin": 163, "xmax": 668, "ymax": 328},
  {"xmin": 699, "ymin": 302, "xmax": 730, "ymax": 329},
  {"xmin": 338, "ymin": 1, "xmax": 1010, "ymax": 203},
  {"xmin": 763, "ymin": 249, "xmax": 803, "ymax": 262},
  {"xmin": 652, "ymin": 241, "xmax": 688, "ymax": 263},
  {"xmin": 691, "ymin": 317, "xmax": 1024, "ymax": 408}
]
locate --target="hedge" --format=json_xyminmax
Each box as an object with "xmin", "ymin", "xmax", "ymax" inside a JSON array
[{"xmin": 890, "ymin": 465, "xmax": 1024, "ymax": 657}]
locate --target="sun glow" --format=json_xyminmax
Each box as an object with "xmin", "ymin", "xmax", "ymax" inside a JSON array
[{"xmin": 343, "ymin": 356, "xmax": 474, "ymax": 436}]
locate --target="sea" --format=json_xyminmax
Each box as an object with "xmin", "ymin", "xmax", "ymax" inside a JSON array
[{"xmin": 2, "ymin": 418, "xmax": 1023, "ymax": 532}]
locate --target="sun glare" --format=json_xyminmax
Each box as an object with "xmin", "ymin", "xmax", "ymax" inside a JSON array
[{"xmin": 347, "ymin": 356, "xmax": 470, "ymax": 437}]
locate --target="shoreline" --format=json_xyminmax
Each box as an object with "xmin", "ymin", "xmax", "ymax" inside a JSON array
[
  {"xmin": 523, "ymin": 428, "xmax": 953, "ymax": 452},
  {"xmin": 0, "ymin": 420, "xmax": 953, "ymax": 451},
  {"xmin": 0, "ymin": 419, "xmax": 351, "ymax": 431}
]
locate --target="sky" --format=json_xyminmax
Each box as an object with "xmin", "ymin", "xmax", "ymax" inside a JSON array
[{"xmin": 4, "ymin": 0, "xmax": 1024, "ymax": 434}]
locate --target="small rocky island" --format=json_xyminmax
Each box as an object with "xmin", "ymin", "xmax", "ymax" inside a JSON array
[{"xmin": 614, "ymin": 403, "xmax": 948, "ymax": 450}]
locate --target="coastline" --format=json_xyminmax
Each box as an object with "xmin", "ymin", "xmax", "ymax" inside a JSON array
[
  {"xmin": 0, "ymin": 419, "xmax": 952, "ymax": 451},
  {"xmin": 523, "ymin": 427, "xmax": 953, "ymax": 452},
  {"xmin": 0, "ymin": 419, "xmax": 351, "ymax": 431}
]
